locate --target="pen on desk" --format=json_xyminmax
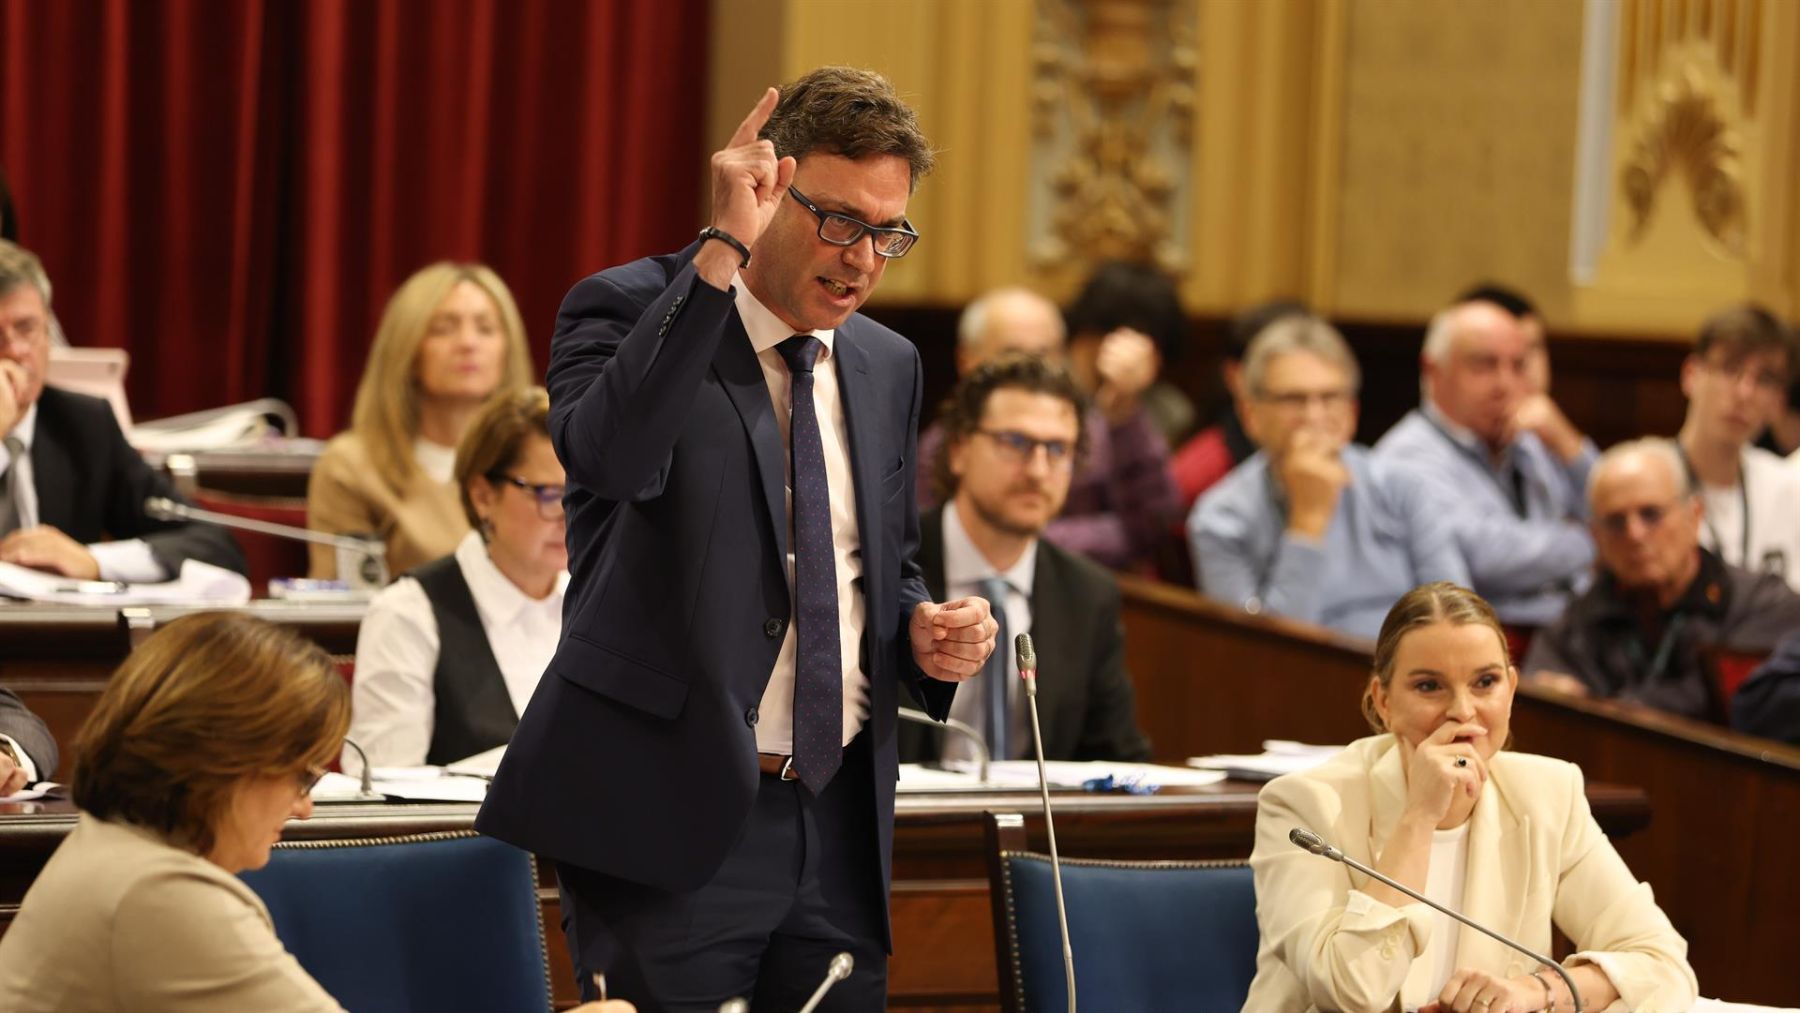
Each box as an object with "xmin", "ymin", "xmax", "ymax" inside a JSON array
[{"xmin": 55, "ymin": 580, "xmax": 128, "ymax": 595}]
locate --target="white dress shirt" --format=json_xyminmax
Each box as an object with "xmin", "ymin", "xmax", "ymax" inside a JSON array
[
  {"xmin": 732, "ymin": 274, "xmax": 870, "ymax": 753},
  {"xmin": 347, "ymin": 531, "xmax": 567, "ymax": 767},
  {"xmin": 1701, "ymin": 446, "xmax": 1800, "ymax": 591},
  {"xmin": 412, "ymin": 438, "xmax": 456, "ymax": 485},
  {"xmin": 0, "ymin": 404, "xmax": 163, "ymax": 582},
  {"xmin": 939, "ymin": 499, "xmax": 1035, "ymax": 761}
]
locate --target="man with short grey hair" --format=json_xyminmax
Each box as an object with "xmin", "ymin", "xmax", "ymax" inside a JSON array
[
  {"xmin": 0, "ymin": 239, "xmax": 242, "ymax": 580},
  {"xmin": 1523, "ymin": 438, "xmax": 1800, "ymax": 719},
  {"xmin": 1188, "ymin": 315, "xmax": 1467, "ymax": 640},
  {"xmin": 1373, "ymin": 295, "xmax": 1596, "ymax": 625}
]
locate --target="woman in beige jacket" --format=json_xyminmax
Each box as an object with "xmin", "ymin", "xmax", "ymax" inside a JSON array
[
  {"xmin": 1244, "ymin": 582, "xmax": 1697, "ymax": 1013},
  {"xmin": 308, "ymin": 261, "xmax": 534, "ymax": 580}
]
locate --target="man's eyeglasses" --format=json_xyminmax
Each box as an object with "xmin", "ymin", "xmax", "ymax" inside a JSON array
[
  {"xmin": 787, "ymin": 187, "xmax": 920, "ymax": 259},
  {"xmin": 975, "ymin": 429, "xmax": 1075, "ymax": 469},
  {"xmin": 1597, "ymin": 499, "xmax": 1687, "ymax": 536},
  {"xmin": 490, "ymin": 474, "xmax": 566, "ymax": 520},
  {"xmin": 1254, "ymin": 388, "xmax": 1353, "ymax": 413}
]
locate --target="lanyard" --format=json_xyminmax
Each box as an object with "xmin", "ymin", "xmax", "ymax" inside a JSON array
[
  {"xmin": 1419, "ymin": 413, "xmax": 1528, "ymax": 518},
  {"xmin": 1625, "ymin": 612, "xmax": 1688, "ymax": 686},
  {"xmin": 1677, "ymin": 447, "xmax": 1751, "ymax": 566}
]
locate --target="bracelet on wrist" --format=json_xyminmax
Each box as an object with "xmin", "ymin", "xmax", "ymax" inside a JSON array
[
  {"xmin": 697, "ymin": 226, "xmax": 751, "ymax": 268},
  {"xmin": 1529, "ymin": 970, "xmax": 1555, "ymax": 1012}
]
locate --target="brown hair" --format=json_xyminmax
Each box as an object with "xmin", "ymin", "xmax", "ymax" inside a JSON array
[
  {"xmin": 454, "ymin": 385, "xmax": 553, "ymax": 531},
  {"xmin": 72, "ymin": 612, "xmax": 350, "ymax": 856},
  {"xmin": 930, "ymin": 352, "xmax": 1089, "ymax": 502},
  {"xmin": 1694, "ymin": 302, "xmax": 1794, "ymax": 378},
  {"xmin": 1361, "ymin": 582, "xmax": 1510, "ymax": 734},
  {"xmin": 761, "ymin": 66, "xmax": 935, "ymax": 190}
]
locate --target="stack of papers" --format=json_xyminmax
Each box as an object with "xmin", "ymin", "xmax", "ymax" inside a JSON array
[
  {"xmin": 900, "ymin": 760, "xmax": 1226, "ymax": 792},
  {"xmin": 1187, "ymin": 740, "xmax": 1344, "ymax": 782},
  {"xmin": 0, "ymin": 559, "xmax": 251, "ymax": 606}
]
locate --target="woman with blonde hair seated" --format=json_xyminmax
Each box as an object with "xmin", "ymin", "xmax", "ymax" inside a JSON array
[
  {"xmin": 1243, "ymin": 582, "xmax": 1697, "ymax": 1013},
  {"xmin": 349, "ymin": 385, "xmax": 568, "ymax": 768},
  {"xmin": 308, "ymin": 261, "xmax": 534, "ymax": 580}
]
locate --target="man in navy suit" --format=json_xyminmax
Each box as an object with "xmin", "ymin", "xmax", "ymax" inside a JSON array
[{"xmin": 477, "ymin": 68, "xmax": 997, "ymax": 1012}]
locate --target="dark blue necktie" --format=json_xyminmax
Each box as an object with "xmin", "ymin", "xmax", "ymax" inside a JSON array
[
  {"xmin": 979, "ymin": 576, "xmax": 1011, "ymax": 761},
  {"xmin": 779, "ymin": 335, "xmax": 841, "ymax": 794}
]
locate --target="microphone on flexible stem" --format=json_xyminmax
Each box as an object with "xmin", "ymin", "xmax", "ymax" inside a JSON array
[
  {"xmin": 1017, "ymin": 633, "xmax": 1076, "ymax": 1013},
  {"xmin": 143, "ymin": 496, "xmax": 389, "ymax": 589},
  {"xmin": 896, "ymin": 707, "xmax": 991, "ymax": 783},
  {"xmin": 337, "ymin": 738, "xmax": 381, "ymax": 800},
  {"xmin": 1287, "ymin": 828, "xmax": 1583, "ymax": 1012},
  {"xmin": 793, "ymin": 952, "xmax": 853, "ymax": 1013}
]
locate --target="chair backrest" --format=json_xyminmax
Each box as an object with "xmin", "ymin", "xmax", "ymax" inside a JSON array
[
  {"xmin": 985, "ymin": 813, "xmax": 1258, "ymax": 1013},
  {"xmin": 1701, "ymin": 644, "xmax": 1768, "ymax": 721},
  {"xmin": 240, "ymin": 830, "xmax": 551, "ymax": 1013}
]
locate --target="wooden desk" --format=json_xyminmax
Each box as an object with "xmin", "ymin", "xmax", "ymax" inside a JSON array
[
  {"xmin": 1117, "ymin": 575, "xmax": 1800, "ymax": 1005},
  {"xmin": 0, "ymin": 601, "xmax": 363, "ymax": 752},
  {"xmin": 150, "ymin": 444, "xmax": 322, "ymax": 500},
  {"xmin": 0, "ymin": 781, "xmax": 1649, "ymax": 1013}
]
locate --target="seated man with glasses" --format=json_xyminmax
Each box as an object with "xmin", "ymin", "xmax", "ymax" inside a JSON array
[
  {"xmin": 346, "ymin": 386, "xmax": 569, "ymax": 768},
  {"xmin": 1523, "ymin": 437, "xmax": 1800, "ymax": 720},
  {"xmin": 1373, "ymin": 295, "xmax": 1598, "ymax": 626},
  {"xmin": 900, "ymin": 353, "xmax": 1151, "ymax": 765},
  {"xmin": 1674, "ymin": 303, "xmax": 1800, "ymax": 589},
  {"xmin": 1188, "ymin": 315, "xmax": 1468, "ymax": 640}
]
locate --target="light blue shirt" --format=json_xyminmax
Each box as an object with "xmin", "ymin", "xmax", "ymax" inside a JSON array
[
  {"xmin": 1188, "ymin": 443, "xmax": 1470, "ymax": 641},
  {"xmin": 1372, "ymin": 407, "xmax": 1595, "ymax": 626}
]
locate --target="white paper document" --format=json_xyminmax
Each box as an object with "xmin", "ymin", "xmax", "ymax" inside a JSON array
[
  {"xmin": 900, "ymin": 760, "xmax": 1226, "ymax": 792},
  {"xmin": 1188, "ymin": 740, "xmax": 1345, "ymax": 782},
  {"xmin": 0, "ymin": 559, "xmax": 251, "ymax": 606}
]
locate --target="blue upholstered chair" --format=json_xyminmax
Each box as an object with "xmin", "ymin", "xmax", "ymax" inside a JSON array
[
  {"xmin": 240, "ymin": 830, "xmax": 552, "ymax": 1012},
  {"xmin": 984, "ymin": 812, "xmax": 1259, "ymax": 1013}
]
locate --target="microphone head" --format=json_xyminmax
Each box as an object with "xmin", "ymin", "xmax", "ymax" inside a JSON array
[
  {"xmin": 143, "ymin": 496, "xmax": 181, "ymax": 521},
  {"xmin": 828, "ymin": 952, "xmax": 854, "ymax": 981},
  {"xmin": 1289, "ymin": 827, "xmax": 1333, "ymax": 857},
  {"xmin": 1014, "ymin": 632, "xmax": 1036, "ymax": 672}
]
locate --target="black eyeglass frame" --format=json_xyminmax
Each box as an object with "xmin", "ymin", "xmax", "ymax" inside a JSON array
[
  {"xmin": 487, "ymin": 473, "xmax": 567, "ymax": 519},
  {"xmin": 787, "ymin": 186, "xmax": 920, "ymax": 258}
]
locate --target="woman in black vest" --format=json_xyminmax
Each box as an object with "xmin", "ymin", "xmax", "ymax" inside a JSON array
[{"xmin": 346, "ymin": 386, "xmax": 567, "ymax": 768}]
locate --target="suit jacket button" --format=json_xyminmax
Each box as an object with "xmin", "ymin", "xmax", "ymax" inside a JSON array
[
  {"xmin": 745, "ymin": 706, "xmax": 759, "ymax": 726},
  {"xmin": 763, "ymin": 618, "xmax": 784, "ymax": 638}
]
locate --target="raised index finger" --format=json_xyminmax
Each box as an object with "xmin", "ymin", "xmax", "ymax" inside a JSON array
[{"xmin": 728, "ymin": 87, "xmax": 780, "ymax": 148}]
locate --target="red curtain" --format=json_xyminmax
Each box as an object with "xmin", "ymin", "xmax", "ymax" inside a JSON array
[{"xmin": 0, "ymin": 0, "xmax": 710, "ymax": 434}]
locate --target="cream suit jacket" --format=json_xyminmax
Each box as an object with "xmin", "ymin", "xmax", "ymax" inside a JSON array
[
  {"xmin": 0, "ymin": 815, "xmax": 345, "ymax": 1012},
  {"xmin": 1242, "ymin": 735, "xmax": 1697, "ymax": 1013}
]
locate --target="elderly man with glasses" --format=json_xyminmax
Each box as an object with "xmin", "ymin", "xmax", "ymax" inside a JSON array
[
  {"xmin": 1523, "ymin": 437, "xmax": 1800, "ymax": 720},
  {"xmin": 1187, "ymin": 315, "xmax": 1467, "ymax": 641}
]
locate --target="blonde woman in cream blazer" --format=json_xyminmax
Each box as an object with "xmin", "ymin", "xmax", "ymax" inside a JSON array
[{"xmin": 1244, "ymin": 583, "xmax": 1696, "ymax": 1013}]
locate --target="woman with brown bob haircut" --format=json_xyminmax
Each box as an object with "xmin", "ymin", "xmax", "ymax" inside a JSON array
[
  {"xmin": 348, "ymin": 386, "xmax": 569, "ymax": 769},
  {"xmin": 0, "ymin": 611, "xmax": 353, "ymax": 1011},
  {"xmin": 1242, "ymin": 582, "xmax": 1697, "ymax": 1013}
]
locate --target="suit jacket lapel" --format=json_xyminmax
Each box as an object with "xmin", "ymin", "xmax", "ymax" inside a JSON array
[
  {"xmin": 27, "ymin": 405, "xmax": 72, "ymax": 530},
  {"xmin": 1370, "ymin": 742, "xmax": 1531, "ymax": 973},
  {"xmin": 1455, "ymin": 768, "xmax": 1528, "ymax": 970},
  {"xmin": 831, "ymin": 325, "xmax": 882, "ymax": 609},
  {"xmin": 712, "ymin": 313, "xmax": 790, "ymax": 591},
  {"xmin": 1027, "ymin": 542, "xmax": 1074, "ymax": 755}
]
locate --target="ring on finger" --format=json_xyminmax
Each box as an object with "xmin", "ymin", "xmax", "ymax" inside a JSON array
[{"xmin": 1455, "ymin": 757, "xmax": 1469, "ymax": 768}]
